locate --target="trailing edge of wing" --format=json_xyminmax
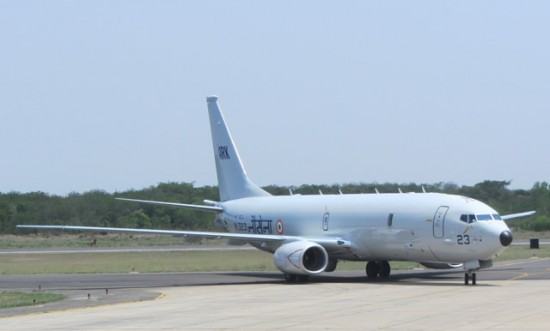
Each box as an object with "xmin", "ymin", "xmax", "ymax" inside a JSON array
[
  {"xmin": 115, "ymin": 198, "xmax": 223, "ymax": 212},
  {"xmin": 501, "ymin": 210, "xmax": 536, "ymax": 220}
]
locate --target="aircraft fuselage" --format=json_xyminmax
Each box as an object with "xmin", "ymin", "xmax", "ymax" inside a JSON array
[{"xmin": 220, "ymin": 192, "xmax": 510, "ymax": 264}]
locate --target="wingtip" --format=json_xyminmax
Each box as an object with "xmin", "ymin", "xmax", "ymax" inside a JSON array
[{"xmin": 206, "ymin": 95, "xmax": 218, "ymax": 102}]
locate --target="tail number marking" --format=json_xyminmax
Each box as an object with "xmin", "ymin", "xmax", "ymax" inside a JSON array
[{"xmin": 218, "ymin": 146, "xmax": 230, "ymax": 160}]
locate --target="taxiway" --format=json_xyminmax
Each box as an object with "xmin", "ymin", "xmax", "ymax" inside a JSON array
[{"xmin": 1, "ymin": 258, "xmax": 550, "ymax": 329}]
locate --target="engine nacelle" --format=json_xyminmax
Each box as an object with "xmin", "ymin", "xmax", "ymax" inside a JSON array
[{"xmin": 273, "ymin": 241, "xmax": 329, "ymax": 275}]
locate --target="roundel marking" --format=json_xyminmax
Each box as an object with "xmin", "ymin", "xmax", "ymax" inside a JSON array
[{"xmin": 276, "ymin": 219, "xmax": 284, "ymax": 234}]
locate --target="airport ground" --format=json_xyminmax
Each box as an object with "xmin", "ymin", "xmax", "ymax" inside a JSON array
[{"xmin": 1, "ymin": 254, "xmax": 550, "ymax": 330}]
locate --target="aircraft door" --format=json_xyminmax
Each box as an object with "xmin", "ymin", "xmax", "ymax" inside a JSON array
[{"xmin": 433, "ymin": 206, "xmax": 448, "ymax": 238}]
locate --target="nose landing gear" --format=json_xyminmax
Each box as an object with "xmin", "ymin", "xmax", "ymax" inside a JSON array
[{"xmin": 464, "ymin": 272, "xmax": 477, "ymax": 285}]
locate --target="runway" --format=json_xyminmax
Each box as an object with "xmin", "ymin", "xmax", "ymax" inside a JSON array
[{"xmin": 1, "ymin": 258, "xmax": 550, "ymax": 329}]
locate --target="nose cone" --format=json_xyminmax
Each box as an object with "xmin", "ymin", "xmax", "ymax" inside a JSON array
[{"xmin": 500, "ymin": 230, "xmax": 513, "ymax": 247}]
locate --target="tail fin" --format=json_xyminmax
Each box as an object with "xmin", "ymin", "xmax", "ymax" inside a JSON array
[{"xmin": 206, "ymin": 96, "xmax": 271, "ymax": 201}]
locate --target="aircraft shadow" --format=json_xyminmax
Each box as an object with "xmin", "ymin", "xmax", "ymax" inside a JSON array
[{"xmin": 219, "ymin": 270, "xmax": 496, "ymax": 287}]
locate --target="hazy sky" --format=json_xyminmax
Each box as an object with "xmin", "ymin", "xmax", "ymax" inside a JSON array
[{"xmin": 1, "ymin": 1, "xmax": 549, "ymax": 195}]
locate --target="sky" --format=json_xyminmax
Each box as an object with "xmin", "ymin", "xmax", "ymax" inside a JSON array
[{"xmin": 1, "ymin": 1, "xmax": 549, "ymax": 195}]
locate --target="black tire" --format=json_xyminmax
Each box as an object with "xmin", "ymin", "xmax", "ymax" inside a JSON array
[
  {"xmin": 464, "ymin": 273, "xmax": 469, "ymax": 285},
  {"xmin": 285, "ymin": 274, "xmax": 297, "ymax": 282},
  {"xmin": 378, "ymin": 261, "xmax": 391, "ymax": 278},
  {"xmin": 325, "ymin": 259, "xmax": 338, "ymax": 272},
  {"xmin": 297, "ymin": 275, "xmax": 310, "ymax": 282},
  {"xmin": 366, "ymin": 261, "xmax": 380, "ymax": 279},
  {"xmin": 472, "ymin": 273, "xmax": 477, "ymax": 285}
]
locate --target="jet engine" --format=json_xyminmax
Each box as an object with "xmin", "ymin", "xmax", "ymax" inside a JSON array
[{"xmin": 273, "ymin": 241, "xmax": 329, "ymax": 275}]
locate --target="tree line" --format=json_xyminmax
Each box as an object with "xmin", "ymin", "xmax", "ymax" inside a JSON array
[{"xmin": 2, "ymin": 180, "xmax": 549, "ymax": 235}]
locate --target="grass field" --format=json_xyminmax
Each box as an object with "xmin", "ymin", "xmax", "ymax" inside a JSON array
[
  {"xmin": 0, "ymin": 233, "xmax": 192, "ymax": 249},
  {"xmin": 1, "ymin": 244, "xmax": 548, "ymax": 275},
  {"xmin": 0, "ymin": 291, "xmax": 65, "ymax": 309},
  {"xmin": 1, "ymin": 232, "xmax": 548, "ymax": 275}
]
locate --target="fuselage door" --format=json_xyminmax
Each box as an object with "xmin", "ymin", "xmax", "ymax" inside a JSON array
[{"xmin": 433, "ymin": 206, "xmax": 449, "ymax": 238}]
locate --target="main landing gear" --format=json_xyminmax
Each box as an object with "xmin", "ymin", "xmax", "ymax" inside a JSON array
[
  {"xmin": 284, "ymin": 274, "xmax": 310, "ymax": 283},
  {"xmin": 464, "ymin": 272, "xmax": 477, "ymax": 285},
  {"xmin": 366, "ymin": 261, "xmax": 391, "ymax": 280}
]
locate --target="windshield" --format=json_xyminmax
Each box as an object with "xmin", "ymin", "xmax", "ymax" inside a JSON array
[{"xmin": 459, "ymin": 213, "xmax": 503, "ymax": 223}]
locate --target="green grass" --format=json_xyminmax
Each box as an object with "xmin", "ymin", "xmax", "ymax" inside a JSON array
[
  {"xmin": 0, "ymin": 291, "xmax": 65, "ymax": 309},
  {"xmin": 495, "ymin": 244, "xmax": 550, "ymax": 260},
  {"xmin": 0, "ymin": 233, "xmax": 207, "ymax": 249},
  {"xmin": 1, "ymin": 233, "xmax": 548, "ymax": 275},
  {"xmin": 0, "ymin": 250, "xmax": 277, "ymax": 275}
]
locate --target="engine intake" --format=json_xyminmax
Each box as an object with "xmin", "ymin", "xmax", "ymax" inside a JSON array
[{"xmin": 273, "ymin": 241, "xmax": 329, "ymax": 275}]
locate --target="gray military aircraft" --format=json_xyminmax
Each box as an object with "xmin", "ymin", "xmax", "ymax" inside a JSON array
[{"xmin": 18, "ymin": 96, "xmax": 535, "ymax": 285}]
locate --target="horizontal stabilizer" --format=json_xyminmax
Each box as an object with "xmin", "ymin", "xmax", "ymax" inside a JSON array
[{"xmin": 115, "ymin": 198, "xmax": 223, "ymax": 212}]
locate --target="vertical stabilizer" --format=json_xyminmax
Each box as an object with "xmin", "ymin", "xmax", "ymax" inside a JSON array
[{"xmin": 206, "ymin": 96, "xmax": 271, "ymax": 201}]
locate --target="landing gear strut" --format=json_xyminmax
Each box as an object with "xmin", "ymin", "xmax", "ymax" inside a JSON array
[
  {"xmin": 366, "ymin": 261, "xmax": 391, "ymax": 280},
  {"xmin": 464, "ymin": 272, "xmax": 477, "ymax": 285}
]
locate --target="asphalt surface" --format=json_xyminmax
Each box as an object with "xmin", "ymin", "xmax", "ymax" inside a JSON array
[{"xmin": 1, "ymin": 258, "xmax": 549, "ymax": 329}]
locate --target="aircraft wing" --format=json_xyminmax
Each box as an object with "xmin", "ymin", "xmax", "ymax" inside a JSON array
[
  {"xmin": 501, "ymin": 210, "xmax": 536, "ymax": 220},
  {"xmin": 15, "ymin": 225, "xmax": 350, "ymax": 251},
  {"xmin": 16, "ymin": 224, "xmax": 285, "ymax": 241}
]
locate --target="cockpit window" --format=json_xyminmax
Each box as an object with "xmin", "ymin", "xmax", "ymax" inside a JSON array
[
  {"xmin": 460, "ymin": 214, "xmax": 477, "ymax": 223},
  {"xmin": 476, "ymin": 214, "xmax": 493, "ymax": 221},
  {"xmin": 492, "ymin": 214, "xmax": 502, "ymax": 220}
]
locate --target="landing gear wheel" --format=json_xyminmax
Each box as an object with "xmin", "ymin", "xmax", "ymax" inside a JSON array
[
  {"xmin": 378, "ymin": 261, "xmax": 391, "ymax": 278},
  {"xmin": 325, "ymin": 259, "xmax": 338, "ymax": 272},
  {"xmin": 464, "ymin": 272, "xmax": 477, "ymax": 286},
  {"xmin": 366, "ymin": 261, "xmax": 380, "ymax": 279},
  {"xmin": 284, "ymin": 274, "xmax": 310, "ymax": 283},
  {"xmin": 284, "ymin": 274, "xmax": 297, "ymax": 282},
  {"xmin": 297, "ymin": 275, "xmax": 310, "ymax": 282}
]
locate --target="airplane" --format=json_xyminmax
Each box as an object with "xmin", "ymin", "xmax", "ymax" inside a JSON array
[{"xmin": 18, "ymin": 96, "xmax": 535, "ymax": 285}]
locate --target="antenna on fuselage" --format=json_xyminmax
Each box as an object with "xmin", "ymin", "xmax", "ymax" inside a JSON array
[
  {"xmin": 375, "ymin": 188, "xmax": 380, "ymax": 194},
  {"xmin": 319, "ymin": 190, "xmax": 324, "ymax": 195},
  {"xmin": 398, "ymin": 188, "xmax": 403, "ymax": 194},
  {"xmin": 289, "ymin": 188, "xmax": 293, "ymax": 196},
  {"xmin": 338, "ymin": 189, "xmax": 343, "ymax": 195},
  {"xmin": 422, "ymin": 185, "xmax": 427, "ymax": 193}
]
